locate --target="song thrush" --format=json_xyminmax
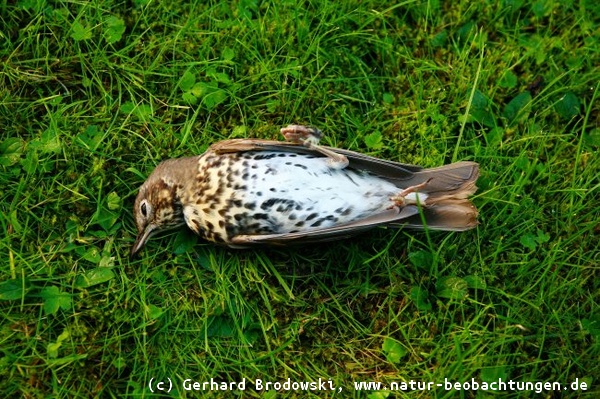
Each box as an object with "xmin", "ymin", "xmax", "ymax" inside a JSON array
[{"xmin": 131, "ymin": 125, "xmax": 479, "ymax": 255}]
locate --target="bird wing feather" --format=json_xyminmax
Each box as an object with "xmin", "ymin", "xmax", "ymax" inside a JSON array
[
  {"xmin": 209, "ymin": 139, "xmax": 423, "ymax": 178},
  {"xmin": 229, "ymin": 206, "xmax": 420, "ymax": 247}
]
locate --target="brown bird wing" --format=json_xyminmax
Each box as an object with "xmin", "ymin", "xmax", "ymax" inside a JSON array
[
  {"xmin": 209, "ymin": 139, "xmax": 424, "ymax": 178},
  {"xmin": 229, "ymin": 206, "xmax": 420, "ymax": 247}
]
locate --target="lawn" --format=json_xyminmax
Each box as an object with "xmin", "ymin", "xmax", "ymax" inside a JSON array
[{"xmin": 1, "ymin": 0, "xmax": 599, "ymax": 397}]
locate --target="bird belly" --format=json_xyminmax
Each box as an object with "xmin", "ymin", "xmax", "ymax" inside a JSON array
[{"xmin": 220, "ymin": 152, "xmax": 399, "ymax": 238}]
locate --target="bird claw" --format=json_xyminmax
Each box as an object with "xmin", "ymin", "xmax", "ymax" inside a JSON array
[
  {"xmin": 388, "ymin": 179, "xmax": 432, "ymax": 208},
  {"xmin": 281, "ymin": 124, "xmax": 323, "ymax": 145},
  {"xmin": 280, "ymin": 124, "xmax": 349, "ymax": 170}
]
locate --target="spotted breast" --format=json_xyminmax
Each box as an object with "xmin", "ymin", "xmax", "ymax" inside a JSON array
[{"xmin": 182, "ymin": 151, "xmax": 401, "ymax": 243}]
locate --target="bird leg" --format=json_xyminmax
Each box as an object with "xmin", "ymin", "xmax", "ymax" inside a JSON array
[
  {"xmin": 389, "ymin": 179, "xmax": 432, "ymax": 208},
  {"xmin": 280, "ymin": 124, "xmax": 322, "ymax": 144},
  {"xmin": 280, "ymin": 124, "xmax": 349, "ymax": 169}
]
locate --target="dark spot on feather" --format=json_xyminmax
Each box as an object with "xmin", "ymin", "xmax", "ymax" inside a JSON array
[
  {"xmin": 253, "ymin": 153, "xmax": 277, "ymax": 160},
  {"xmin": 234, "ymin": 213, "xmax": 247, "ymax": 221},
  {"xmin": 225, "ymin": 224, "xmax": 237, "ymax": 237},
  {"xmin": 261, "ymin": 198, "xmax": 296, "ymax": 211},
  {"xmin": 261, "ymin": 198, "xmax": 277, "ymax": 209},
  {"xmin": 311, "ymin": 215, "xmax": 336, "ymax": 227},
  {"xmin": 306, "ymin": 213, "xmax": 318, "ymax": 221}
]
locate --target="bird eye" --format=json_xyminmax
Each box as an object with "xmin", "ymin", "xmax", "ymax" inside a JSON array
[{"xmin": 140, "ymin": 201, "xmax": 148, "ymax": 217}]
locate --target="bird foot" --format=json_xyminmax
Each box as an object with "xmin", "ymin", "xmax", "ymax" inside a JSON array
[
  {"xmin": 281, "ymin": 124, "xmax": 322, "ymax": 145},
  {"xmin": 280, "ymin": 124, "xmax": 349, "ymax": 170},
  {"xmin": 388, "ymin": 179, "xmax": 432, "ymax": 208}
]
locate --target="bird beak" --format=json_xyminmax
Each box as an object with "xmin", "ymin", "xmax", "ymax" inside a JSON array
[{"xmin": 130, "ymin": 224, "xmax": 156, "ymax": 257}]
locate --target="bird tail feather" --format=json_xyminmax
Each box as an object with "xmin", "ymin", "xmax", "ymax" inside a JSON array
[{"xmin": 390, "ymin": 161, "xmax": 479, "ymax": 231}]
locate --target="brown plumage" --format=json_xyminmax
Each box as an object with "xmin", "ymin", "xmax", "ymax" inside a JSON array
[{"xmin": 131, "ymin": 125, "xmax": 479, "ymax": 255}]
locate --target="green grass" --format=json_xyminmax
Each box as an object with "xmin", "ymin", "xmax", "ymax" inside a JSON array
[{"xmin": 1, "ymin": 0, "xmax": 599, "ymax": 397}]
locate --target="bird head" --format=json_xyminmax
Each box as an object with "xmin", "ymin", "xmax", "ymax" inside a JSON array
[{"xmin": 131, "ymin": 158, "xmax": 195, "ymax": 256}]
